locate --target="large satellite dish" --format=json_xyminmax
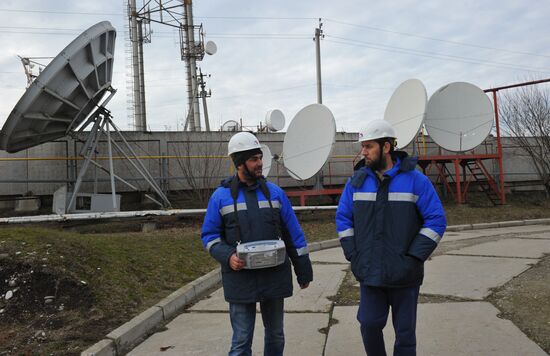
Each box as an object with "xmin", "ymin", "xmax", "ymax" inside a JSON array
[
  {"xmin": 425, "ymin": 82, "xmax": 494, "ymax": 152},
  {"xmin": 0, "ymin": 21, "xmax": 116, "ymax": 153},
  {"xmin": 384, "ymin": 79, "xmax": 427, "ymax": 149},
  {"xmin": 282, "ymin": 104, "xmax": 336, "ymax": 180},
  {"xmin": 0, "ymin": 21, "xmax": 171, "ymax": 212}
]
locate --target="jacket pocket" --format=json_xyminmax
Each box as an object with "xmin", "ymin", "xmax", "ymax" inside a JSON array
[
  {"xmin": 350, "ymin": 251, "xmax": 367, "ymax": 282},
  {"xmin": 385, "ymin": 254, "xmax": 421, "ymax": 285}
]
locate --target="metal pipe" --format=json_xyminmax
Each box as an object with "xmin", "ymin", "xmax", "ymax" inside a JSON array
[
  {"xmin": 105, "ymin": 120, "xmax": 118, "ymax": 209},
  {"xmin": 492, "ymin": 91, "xmax": 506, "ymax": 204}
]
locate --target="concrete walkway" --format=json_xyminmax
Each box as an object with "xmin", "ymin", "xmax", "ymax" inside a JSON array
[{"xmin": 116, "ymin": 224, "xmax": 550, "ymax": 355}]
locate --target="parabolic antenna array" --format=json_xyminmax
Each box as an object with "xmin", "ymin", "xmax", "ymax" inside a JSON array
[
  {"xmin": 424, "ymin": 82, "xmax": 494, "ymax": 152},
  {"xmin": 282, "ymin": 104, "xmax": 336, "ymax": 180},
  {"xmin": 0, "ymin": 21, "xmax": 116, "ymax": 153},
  {"xmin": 384, "ymin": 79, "xmax": 427, "ymax": 149}
]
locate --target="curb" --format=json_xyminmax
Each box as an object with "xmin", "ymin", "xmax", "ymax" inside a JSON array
[
  {"xmin": 81, "ymin": 268, "xmax": 221, "ymax": 356},
  {"xmin": 81, "ymin": 217, "xmax": 550, "ymax": 355}
]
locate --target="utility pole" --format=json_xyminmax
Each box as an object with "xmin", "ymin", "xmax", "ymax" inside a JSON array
[
  {"xmin": 197, "ymin": 67, "xmax": 212, "ymax": 131},
  {"xmin": 313, "ymin": 19, "xmax": 325, "ymax": 190},
  {"xmin": 314, "ymin": 19, "xmax": 324, "ymax": 104}
]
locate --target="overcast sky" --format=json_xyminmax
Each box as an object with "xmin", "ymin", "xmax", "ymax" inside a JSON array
[{"xmin": 1, "ymin": 0, "xmax": 549, "ymax": 134}]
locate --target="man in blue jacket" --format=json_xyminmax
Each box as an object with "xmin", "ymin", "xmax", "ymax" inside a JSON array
[
  {"xmin": 336, "ymin": 120, "xmax": 446, "ymax": 356},
  {"xmin": 201, "ymin": 131, "xmax": 313, "ymax": 356}
]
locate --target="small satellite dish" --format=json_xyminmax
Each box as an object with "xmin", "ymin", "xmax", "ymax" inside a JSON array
[
  {"xmin": 384, "ymin": 79, "xmax": 427, "ymax": 149},
  {"xmin": 265, "ymin": 109, "xmax": 285, "ymax": 132},
  {"xmin": 205, "ymin": 41, "xmax": 217, "ymax": 55},
  {"xmin": 221, "ymin": 120, "xmax": 239, "ymax": 131},
  {"xmin": 425, "ymin": 82, "xmax": 494, "ymax": 152},
  {"xmin": 282, "ymin": 104, "xmax": 336, "ymax": 180},
  {"xmin": 0, "ymin": 21, "xmax": 116, "ymax": 153},
  {"xmin": 260, "ymin": 144, "xmax": 272, "ymax": 177}
]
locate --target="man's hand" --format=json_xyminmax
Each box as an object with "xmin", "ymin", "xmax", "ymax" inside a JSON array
[
  {"xmin": 229, "ymin": 253, "xmax": 246, "ymax": 271},
  {"xmin": 299, "ymin": 282, "xmax": 310, "ymax": 289}
]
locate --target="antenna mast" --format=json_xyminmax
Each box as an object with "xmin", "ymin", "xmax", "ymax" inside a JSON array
[{"xmin": 126, "ymin": 0, "xmax": 216, "ymax": 132}]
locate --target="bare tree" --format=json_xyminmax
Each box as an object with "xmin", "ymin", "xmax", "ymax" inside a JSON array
[
  {"xmin": 171, "ymin": 132, "xmax": 228, "ymax": 207},
  {"xmin": 499, "ymin": 84, "xmax": 550, "ymax": 197}
]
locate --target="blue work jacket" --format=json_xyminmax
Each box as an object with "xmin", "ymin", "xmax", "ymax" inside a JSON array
[
  {"xmin": 336, "ymin": 152, "xmax": 446, "ymax": 288},
  {"xmin": 201, "ymin": 176, "xmax": 313, "ymax": 303}
]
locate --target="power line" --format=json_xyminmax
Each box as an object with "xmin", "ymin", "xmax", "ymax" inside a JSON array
[
  {"xmin": 325, "ymin": 35, "xmax": 550, "ymax": 75},
  {"xmin": 324, "ymin": 18, "xmax": 550, "ymax": 60},
  {"xmin": 0, "ymin": 8, "xmax": 122, "ymax": 16}
]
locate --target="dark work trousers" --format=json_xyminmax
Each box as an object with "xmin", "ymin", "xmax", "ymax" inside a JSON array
[{"xmin": 357, "ymin": 284, "xmax": 420, "ymax": 356}]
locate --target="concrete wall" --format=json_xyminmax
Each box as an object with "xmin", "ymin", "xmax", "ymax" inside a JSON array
[{"xmin": 0, "ymin": 131, "xmax": 544, "ymax": 197}]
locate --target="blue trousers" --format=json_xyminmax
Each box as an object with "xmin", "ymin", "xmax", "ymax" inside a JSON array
[
  {"xmin": 228, "ymin": 298, "xmax": 284, "ymax": 356},
  {"xmin": 357, "ymin": 285, "xmax": 420, "ymax": 356}
]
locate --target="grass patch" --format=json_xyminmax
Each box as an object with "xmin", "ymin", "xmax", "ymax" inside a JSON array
[{"xmin": 0, "ymin": 226, "xmax": 216, "ymax": 354}]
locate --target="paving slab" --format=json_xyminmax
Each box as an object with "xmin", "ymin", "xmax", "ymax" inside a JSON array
[
  {"xmin": 473, "ymin": 225, "xmax": 550, "ymax": 236},
  {"xmin": 309, "ymin": 247, "xmax": 348, "ymax": 264},
  {"xmin": 447, "ymin": 238, "xmax": 550, "ymax": 259},
  {"xmin": 422, "ymin": 255, "xmax": 533, "ymax": 299},
  {"xmin": 326, "ymin": 303, "xmax": 547, "ymax": 356},
  {"xmin": 439, "ymin": 231, "xmax": 487, "ymax": 242},
  {"xmin": 128, "ymin": 312, "xmax": 328, "ymax": 356},
  {"xmin": 285, "ymin": 264, "xmax": 346, "ymax": 312},
  {"xmin": 190, "ymin": 264, "xmax": 347, "ymax": 312},
  {"xmin": 518, "ymin": 232, "xmax": 550, "ymax": 239}
]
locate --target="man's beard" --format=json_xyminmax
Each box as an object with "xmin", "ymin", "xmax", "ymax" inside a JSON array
[
  {"xmin": 367, "ymin": 152, "xmax": 386, "ymax": 172},
  {"xmin": 243, "ymin": 166, "xmax": 262, "ymax": 181}
]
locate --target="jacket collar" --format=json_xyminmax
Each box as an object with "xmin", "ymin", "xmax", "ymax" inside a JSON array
[{"xmin": 353, "ymin": 150, "xmax": 418, "ymax": 178}]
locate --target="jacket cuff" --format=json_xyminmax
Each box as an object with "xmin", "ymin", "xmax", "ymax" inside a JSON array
[
  {"xmin": 209, "ymin": 241, "xmax": 236, "ymax": 267},
  {"xmin": 292, "ymin": 254, "xmax": 313, "ymax": 285},
  {"xmin": 407, "ymin": 234, "xmax": 437, "ymax": 261},
  {"xmin": 339, "ymin": 236, "xmax": 356, "ymax": 261}
]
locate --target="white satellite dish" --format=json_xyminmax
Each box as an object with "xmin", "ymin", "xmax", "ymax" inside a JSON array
[
  {"xmin": 205, "ymin": 41, "xmax": 217, "ymax": 55},
  {"xmin": 221, "ymin": 120, "xmax": 239, "ymax": 131},
  {"xmin": 282, "ymin": 104, "xmax": 336, "ymax": 180},
  {"xmin": 425, "ymin": 82, "xmax": 494, "ymax": 152},
  {"xmin": 265, "ymin": 109, "xmax": 285, "ymax": 132},
  {"xmin": 260, "ymin": 144, "xmax": 273, "ymax": 177},
  {"xmin": 384, "ymin": 79, "xmax": 427, "ymax": 149},
  {"xmin": 0, "ymin": 21, "xmax": 116, "ymax": 153}
]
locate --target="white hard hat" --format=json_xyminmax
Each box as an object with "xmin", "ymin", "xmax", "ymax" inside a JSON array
[
  {"xmin": 357, "ymin": 120, "xmax": 397, "ymax": 143},
  {"xmin": 227, "ymin": 132, "xmax": 262, "ymax": 156}
]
